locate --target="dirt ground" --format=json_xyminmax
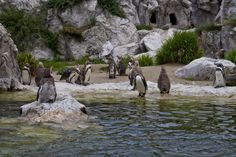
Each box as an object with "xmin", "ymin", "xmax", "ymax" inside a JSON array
[{"xmin": 54, "ymin": 63, "xmax": 212, "ymax": 86}]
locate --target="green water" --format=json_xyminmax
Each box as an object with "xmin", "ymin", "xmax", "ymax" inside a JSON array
[{"xmin": 0, "ymin": 92, "xmax": 236, "ymax": 156}]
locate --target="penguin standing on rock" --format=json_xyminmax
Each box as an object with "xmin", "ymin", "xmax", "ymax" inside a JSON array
[
  {"xmin": 35, "ymin": 62, "xmax": 45, "ymax": 87},
  {"xmin": 213, "ymin": 63, "xmax": 225, "ymax": 88},
  {"xmin": 21, "ymin": 63, "xmax": 31, "ymax": 85},
  {"xmin": 158, "ymin": 66, "xmax": 171, "ymax": 94}
]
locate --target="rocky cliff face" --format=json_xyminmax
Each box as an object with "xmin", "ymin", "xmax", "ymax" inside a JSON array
[
  {"xmin": 0, "ymin": 0, "xmax": 235, "ymax": 60},
  {"xmin": 0, "ymin": 24, "xmax": 22, "ymax": 91}
]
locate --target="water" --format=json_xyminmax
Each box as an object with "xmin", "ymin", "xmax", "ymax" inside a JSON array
[{"xmin": 0, "ymin": 94, "xmax": 236, "ymax": 157}]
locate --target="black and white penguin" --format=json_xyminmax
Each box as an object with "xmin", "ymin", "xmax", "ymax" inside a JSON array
[
  {"xmin": 83, "ymin": 61, "xmax": 92, "ymax": 85},
  {"xmin": 21, "ymin": 63, "xmax": 31, "ymax": 85},
  {"xmin": 133, "ymin": 73, "xmax": 148, "ymax": 97},
  {"xmin": 158, "ymin": 66, "xmax": 171, "ymax": 94},
  {"xmin": 213, "ymin": 63, "xmax": 225, "ymax": 88}
]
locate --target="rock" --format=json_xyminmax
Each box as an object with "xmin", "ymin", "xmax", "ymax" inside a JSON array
[
  {"xmin": 175, "ymin": 57, "xmax": 236, "ymax": 81},
  {"xmin": 0, "ymin": 23, "xmax": 22, "ymax": 91},
  {"xmin": 113, "ymin": 42, "xmax": 141, "ymax": 57},
  {"xmin": 32, "ymin": 47, "xmax": 54, "ymax": 60},
  {"xmin": 20, "ymin": 95, "xmax": 88, "ymax": 124},
  {"xmin": 191, "ymin": 0, "xmax": 220, "ymax": 26},
  {"xmin": 100, "ymin": 41, "xmax": 114, "ymax": 57},
  {"xmin": 1, "ymin": 0, "xmax": 47, "ymax": 10},
  {"xmin": 140, "ymin": 28, "xmax": 178, "ymax": 51},
  {"xmin": 201, "ymin": 31, "xmax": 222, "ymax": 58}
]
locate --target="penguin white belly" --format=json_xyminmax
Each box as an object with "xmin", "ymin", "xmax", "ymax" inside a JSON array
[
  {"xmin": 22, "ymin": 70, "xmax": 30, "ymax": 85},
  {"xmin": 69, "ymin": 71, "xmax": 79, "ymax": 83},
  {"xmin": 214, "ymin": 71, "xmax": 225, "ymax": 87},
  {"xmin": 84, "ymin": 69, "xmax": 91, "ymax": 83},
  {"xmin": 136, "ymin": 75, "xmax": 145, "ymax": 94}
]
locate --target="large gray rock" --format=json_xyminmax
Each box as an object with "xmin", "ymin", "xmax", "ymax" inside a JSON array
[
  {"xmin": 20, "ymin": 95, "xmax": 87, "ymax": 124},
  {"xmin": 0, "ymin": 24, "xmax": 22, "ymax": 91},
  {"xmin": 192, "ymin": 0, "xmax": 220, "ymax": 26},
  {"xmin": 113, "ymin": 42, "xmax": 141, "ymax": 57},
  {"xmin": 175, "ymin": 57, "xmax": 236, "ymax": 81},
  {"xmin": 140, "ymin": 28, "xmax": 178, "ymax": 52},
  {"xmin": 0, "ymin": 0, "xmax": 48, "ymax": 10}
]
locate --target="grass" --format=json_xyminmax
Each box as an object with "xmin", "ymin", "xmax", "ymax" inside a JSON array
[
  {"xmin": 136, "ymin": 24, "xmax": 153, "ymax": 30},
  {"xmin": 224, "ymin": 16, "xmax": 236, "ymax": 27},
  {"xmin": 225, "ymin": 48, "xmax": 236, "ymax": 64},
  {"xmin": 155, "ymin": 31, "xmax": 204, "ymax": 65},
  {"xmin": 138, "ymin": 55, "xmax": 153, "ymax": 67},
  {"xmin": 41, "ymin": 55, "xmax": 105, "ymax": 72},
  {"xmin": 195, "ymin": 22, "xmax": 222, "ymax": 35},
  {"xmin": 17, "ymin": 52, "xmax": 39, "ymax": 75},
  {"xmin": 46, "ymin": 0, "xmax": 85, "ymax": 11},
  {"xmin": 97, "ymin": 0, "xmax": 126, "ymax": 18},
  {"xmin": 0, "ymin": 6, "xmax": 60, "ymax": 56}
]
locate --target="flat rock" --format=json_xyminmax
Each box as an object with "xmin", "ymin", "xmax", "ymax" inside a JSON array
[{"xmin": 20, "ymin": 94, "xmax": 88, "ymax": 124}]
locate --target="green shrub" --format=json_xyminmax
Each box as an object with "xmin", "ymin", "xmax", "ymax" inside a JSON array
[
  {"xmin": 138, "ymin": 55, "xmax": 153, "ymax": 67},
  {"xmin": 41, "ymin": 60, "xmax": 75, "ymax": 71},
  {"xmin": 0, "ymin": 6, "xmax": 60, "ymax": 56},
  {"xmin": 17, "ymin": 52, "xmax": 39, "ymax": 75},
  {"xmin": 155, "ymin": 31, "xmax": 203, "ymax": 65},
  {"xmin": 122, "ymin": 55, "xmax": 132, "ymax": 68},
  {"xmin": 47, "ymin": 0, "xmax": 85, "ymax": 11},
  {"xmin": 224, "ymin": 16, "xmax": 236, "ymax": 27},
  {"xmin": 136, "ymin": 24, "xmax": 153, "ymax": 30},
  {"xmin": 225, "ymin": 48, "xmax": 236, "ymax": 64},
  {"xmin": 97, "ymin": 0, "xmax": 126, "ymax": 18},
  {"xmin": 195, "ymin": 22, "xmax": 222, "ymax": 35},
  {"xmin": 0, "ymin": 6, "xmax": 42, "ymax": 51}
]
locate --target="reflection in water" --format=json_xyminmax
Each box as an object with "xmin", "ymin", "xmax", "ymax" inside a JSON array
[{"xmin": 0, "ymin": 95, "xmax": 236, "ymax": 156}]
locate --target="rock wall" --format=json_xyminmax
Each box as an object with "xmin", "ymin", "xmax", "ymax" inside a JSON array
[
  {"xmin": 1, "ymin": 0, "xmax": 235, "ymax": 60},
  {"xmin": 0, "ymin": 24, "xmax": 22, "ymax": 91}
]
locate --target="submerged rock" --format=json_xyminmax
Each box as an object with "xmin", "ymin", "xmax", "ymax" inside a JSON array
[{"xmin": 20, "ymin": 95, "xmax": 88, "ymax": 124}]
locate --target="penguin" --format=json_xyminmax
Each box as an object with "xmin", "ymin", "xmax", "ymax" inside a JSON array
[
  {"xmin": 117, "ymin": 56, "xmax": 126, "ymax": 76},
  {"xmin": 133, "ymin": 72, "xmax": 148, "ymax": 97},
  {"xmin": 60, "ymin": 68, "xmax": 73, "ymax": 81},
  {"xmin": 21, "ymin": 63, "xmax": 31, "ymax": 85},
  {"xmin": 107, "ymin": 56, "xmax": 116, "ymax": 79},
  {"xmin": 129, "ymin": 60, "xmax": 142, "ymax": 88},
  {"xmin": 37, "ymin": 67, "xmax": 57, "ymax": 103},
  {"xmin": 67, "ymin": 65, "xmax": 81, "ymax": 84},
  {"xmin": 213, "ymin": 62, "xmax": 226, "ymax": 88},
  {"xmin": 83, "ymin": 61, "xmax": 92, "ymax": 85},
  {"xmin": 215, "ymin": 49, "xmax": 225, "ymax": 59},
  {"xmin": 158, "ymin": 66, "xmax": 171, "ymax": 94},
  {"xmin": 35, "ymin": 62, "xmax": 45, "ymax": 87}
]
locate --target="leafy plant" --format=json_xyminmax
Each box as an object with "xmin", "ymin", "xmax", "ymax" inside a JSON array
[
  {"xmin": 155, "ymin": 31, "xmax": 203, "ymax": 65},
  {"xmin": 195, "ymin": 22, "xmax": 222, "ymax": 35},
  {"xmin": 225, "ymin": 48, "xmax": 236, "ymax": 64},
  {"xmin": 122, "ymin": 55, "xmax": 132, "ymax": 68},
  {"xmin": 0, "ymin": 6, "xmax": 60, "ymax": 56},
  {"xmin": 138, "ymin": 55, "xmax": 153, "ymax": 67},
  {"xmin": 17, "ymin": 52, "xmax": 39, "ymax": 75},
  {"xmin": 224, "ymin": 16, "xmax": 236, "ymax": 27},
  {"xmin": 47, "ymin": 0, "xmax": 85, "ymax": 11},
  {"xmin": 136, "ymin": 24, "xmax": 153, "ymax": 30},
  {"xmin": 41, "ymin": 60, "xmax": 75, "ymax": 71},
  {"xmin": 97, "ymin": 0, "xmax": 126, "ymax": 18}
]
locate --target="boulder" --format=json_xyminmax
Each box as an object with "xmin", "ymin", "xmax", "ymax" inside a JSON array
[
  {"xmin": 20, "ymin": 95, "xmax": 88, "ymax": 124},
  {"xmin": 1, "ymin": 0, "xmax": 47, "ymax": 10},
  {"xmin": 175, "ymin": 57, "xmax": 236, "ymax": 81},
  {"xmin": 0, "ymin": 23, "xmax": 22, "ymax": 91},
  {"xmin": 100, "ymin": 41, "xmax": 114, "ymax": 57},
  {"xmin": 140, "ymin": 28, "xmax": 178, "ymax": 52},
  {"xmin": 113, "ymin": 42, "xmax": 141, "ymax": 57}
]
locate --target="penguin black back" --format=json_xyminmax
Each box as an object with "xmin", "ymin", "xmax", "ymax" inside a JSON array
[{"xmin": 158, "ymin": 66, "xmax": 171, "ymax": 94}]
